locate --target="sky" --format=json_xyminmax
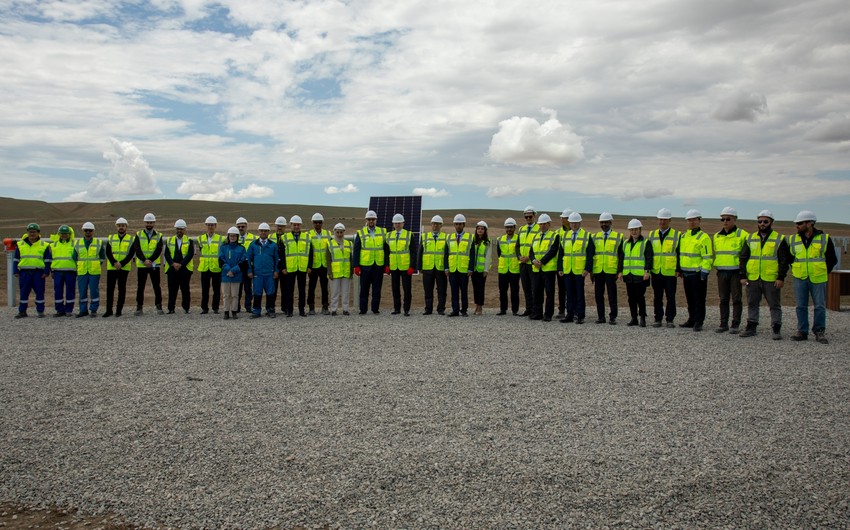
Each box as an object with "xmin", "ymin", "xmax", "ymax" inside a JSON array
[{"xmin": 1, "ymin": 0, "xmax": 849, "ymax": 223}]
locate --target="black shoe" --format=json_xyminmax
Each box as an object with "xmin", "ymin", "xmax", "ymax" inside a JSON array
[
  {"xmin": 373, "ymin": 311, "xmax": 381, "ymax": 315},
  {"xmin": 286, "ymin": 312, "xmax": 293, "ymax": 318},
  {"xmin": 309, "ymin": 309, "xmax": 316, "ymax": 315},
  {"xmin": 200, "ymin": 309, "xmax": 209, "ymax": 314},
  {"xmin": 224, "ymin": 312, "xmax": 231, "ymax": 320},
  {"xmin": 391, "ymin": 310, "xmax": 401, "ymax": 315},
  {"xmin": 530, "ymin": 315, "xmax": 543, "ymax": 321},
  {"xmin": 520, "ymin": 310, "xmax": 531, "ymax": 317},
  {"xmin": 115, "ymin": 310, "xmax": 122, "ymax": 317},
  {"xmin": 437, "ymin": 310, "xmax": 445, "ymax": 315},
  {"xmin": 595, "ymin": 318, "xmax": 606, "ymax": 324},
  {"xmin": 343, "ymin": 311, "xmax": 350, "ymax": 315},
  {"xmin": 250, "ymin": 313, "xmax": 262, "ymax": 319},
  {"xmin": 266, "ymin": 312, "xmax": 276, "ymax": 318},
  {"xmin": 627, "ymin": 318, "xmax": 638, "ymax": 326},
  {"xmin": 496, "ymin": 311, "xmax": 507, "ymax": 316},
  {"xmin": 359, "ymin": 310, "xmax": 367, "ymax": 315},
  {"xmin": 37, "ymin": 313, "xmax": 45, "ymax": 318},
  {"xmin": 54, "ymin": 312, "xmax": 66, "ymax": 318},
  {"xmin": 576, "ymin": 318, "xmax": 585, "ymax": 324},
  {"xmin": 447, "ymin": 312, "xmax": 459, "ymax": 317},
  {"xmin": 76, "ymin": 311, "xmax": 89, "ymax": 318},
  {"xmin": 652, "ymin": 320, "xmax": 662, "ymax": 328},
  {"xmin": 422, "ymin": 310, "xmax": 433, "ymax": 315},
  {"xmin": 167, "ymin": 310, "xmax": 175, "ymax": 314},
  {"xmin": 213, "ymin": 310, "xmax": 219, "ymax": 314},
  {"xmin": 331, "ymin": 311, "xmax": 337, "ymax": 316},
  {"xmin": 404, "ymin": 312, "xmax": 410, "ymax": 317},
  {"xmin": 561, "ymin": 316, "xmax": 574, "ymax": 323},
  {"xmin": 609, "ymin": 318, "xmax": 617, "ymax": 325},
  {"xmin": 512, "ymin": 312, "xmax": 519, "ymax": 316},
  {"xmin": 679, "ymin": 321, "xmax": 694, "ymax": 328},
  {"xmin": 640, "ymin": 317, "xmax": 646, "ymax": 328},
  {"xmin": 14, "ymin": 312, "xmax": 27, "ymax": 319},
  {"xmin": 715, "ymin": 325, "xmax": 729, "ymax": 333},
  {"xmin": 543, "ymin": 317, "xmax": 552, "ymax": 322},
  {"xmin": 102, "ymin": 311, "xmax": 113, "ymax": 318},
  {"xmin": 693, "ymin": 323, "xmax": 703, "ymax": 332},
  {"xmin": 231, "ymin": 313, "xmax": 238, "ymax": 320},
  {"xmin": 300, "ymin": 311, "xmax": 307, "ymax": 317}
]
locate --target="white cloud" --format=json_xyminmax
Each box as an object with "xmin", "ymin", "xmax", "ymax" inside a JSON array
[
  {"xmin": 488, "ymin": 109, "xmax": 585, "ymax": 167},
  {"xmin": 486, "ymin": 186, "xmax": 524, "ymax": 198},
  {"xmin": 413, "ymin": 187, "xmax": 450, "ymax": 198},
  {"xmin": 806, "ymin": 115, "xmax": 850, "ymax": 143},
  {"xmin": 324, "ymin": 183, "xmax": 359, "ymax": 194},
  {"xmin": 176, "ymin": 172, "xmax": 273, "ymax": 201},
  {"xmin": 713, "ymin": 91, "xmax": 768, "ymax": 122},
  {"xmin": 66, "ymin": 138, "xmax": 161, "ymax": 202}
]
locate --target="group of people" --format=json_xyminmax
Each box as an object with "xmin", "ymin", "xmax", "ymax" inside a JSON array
[{"xmin": 11, "ymin": 206, "xmax": 837, "ymax": 342}]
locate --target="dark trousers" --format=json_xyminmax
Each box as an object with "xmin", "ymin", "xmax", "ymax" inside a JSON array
[
  {"xmin": 594, "ymin": 271, "xmax": 618, "ymax": 320},
  {"xmin": 651, "ymin": 273, "xmax": 677, "ymax": 323},
  {"xmin": 105, "ymin": 269, "xmax": 128, "ymax": 313},
  {"xmin": 200, "ymin": 270, "xmax": 221, "ymax": 312},
  {"xmin": 359, "ymin": 265, "xmax": 384, "ymax": 313},
  {"xmin": 166, "ymin": 269, "xmax": 192, "ymax": 312},
  {"xmin": 390, "ymin": 270, "xmax": 412, "ymax": 312},
  {"xmin": 716, "ymin": 270, "xmax": 743, "ymax": 327},
  {"xmin": 422, "ymin": 269, "xmax": 447, "ymax": 313},
  {"xmin": 471, "ymin": 271, "xmax": 487, "ymax": 305},
  {"xmin": 557, "ymin": 271, "xmax": 566, "ymax": 314},
  {"xmin": 136, "ymin": 267, "xmax": 162, "ymax": 309},
  {"xmin": 519, "ymin": 263, "xmax": 534, "ymax": 312},
  {"xmin": 238, "ymin": 274, "xmax": 253, "ymax": 312},
  {"xmin": 746, "ymin": 279, "xmax": 782, "ymax": 327},
  {"xmin": 682, "ymin": 272, "xmax": 708, "ymax": 325},
  {"xmin": 498, "ymin": 272, "xmax": 520, "ymax": 314},
  {"xmin": 284, "ymin": 270, "xmax": 307, "ymax": 315},
  {"xmin": 448, "ymin": 271, "xmax": 469, "ymax": 314},
  {"xmin": 278, "ymin": 272, "xmax": 292, "ymax": 313},
  {"xmin": 308, "ymin": 266, "xmax": 329, "ymax": 310},
  {"xmin": 53, "ymin": 271, "xmax": 76, "ymax": 313},
  {"xmin": 564, "ymin": 273, "xmax": 586, "ymax": 319},
  {"xmin": 18, "ymin": 270, "xmax": 46, "ymax": 314},
  {"xmin": 625, "ymin": 278, "xmax": 648, "ymax": 318},
  {"xmin": 531, "ymin": 271, "xmax": 556, "ymax": 319}
]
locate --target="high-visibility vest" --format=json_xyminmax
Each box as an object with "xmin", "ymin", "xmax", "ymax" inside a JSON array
[
  {"xmin": 713, "ymin": 228, "xmax": 749, "ymax": 271},
  {"xmin": 308, "ymin": 229, "xmax": 333, "ymax": 268},
  {"xmin": 679, "ymin": 230, "xmax": 713, "ymax": 274},
  {"xmin": 107, "ymin": 233, "xmax": 134, "ymax": 271},
  {"xmin": 648, "ymin": 229, "xmax": 680, "ymax": 276},
  {"xmin": 789, "ymin": 233, "xmax": 830, "ymax": 283},
  {"xmin": 270, "ymin": 232, "xmax": 285, "ymax": 244},
  {"xmin": 239, "ymin": 232, "xmax": 256, "ymax": 250},
  {"xmin": 74, "ymin": 238, "xmax": 103, "ymax": 275},
  {"xmin": 420, "ymin": 232, "xmax": 447, "ymax": 270},
  {"xmin": 196, "ymin": 233, "xmax": 223, "ymax": 273},
  {"xmin": 473, "ymin": 240, "xmax": 490, "ymax": 273},
  {"xmin": 746, "ymin": 231, "xmax": 783, "ymax": 282},
  {"xmin": 282, "ymin": 232, "xmax": 310, "ymax": 272},
  {"xmin": 328, "ymin": 239, "xmax": 352, "ymax": 278},
  {"xmin": 357, "ymin": 227, "xmax": 387, "ymax": 266},
  {"xmin": 592, "ymin": 231, "xmax": 623, "ymax": 274},
  {"xmin": 531, "ymin": 231, "xmax": 557, "ymax": 272},
  {"xmin": 164, "ymin": 236, "xmax": 194, "ymax": 273},
  {"xmin": 518, "ymin": 224, "xmax": 540, "ymax": 259},
  {"xmin": 622, "ymin": 238, "xmax": 647, "ymax": 276},
  {"xmin": 497, "ymin": 235, "xmax": 520, "ymax": 274},
  {"xmin": 135, "ymin": 230, "xmax": 162, "ymax": 267},
  {"xmin": 387, "ymin": 229, "xmax": 412, "ymax": 271},
  {"xmin": 16, "ymin": 238, "xmax": 49, "ymax": 270},
  {"xmin": 561, "ymin": 229, "xmax": 589, "ymax": 274},
  {"xmin": 50, "ymin": 239, "xmax": 76, "ymax": 272},
  {"xmin": 447, "ymin": 232, "xmax": 472, "ymax": 273}
]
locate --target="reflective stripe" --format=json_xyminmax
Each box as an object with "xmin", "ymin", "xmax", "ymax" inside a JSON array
[
  {"xmin": 74, "ymin": 239, "xmax": 103, "ymax": 275},
  {"xmin": 679, "ymin": 230, "xmax": 713, "ymax": 273},
  {"xmin": 447, "ymin": 232, "xmax": 472, "ymax": 273},
  {"xmin": 713, "ymin": 228, "xmax": 748, "ymax": 271},
  {"xmin": 561, "ymin": 229, "xmax": 589, "ymax": 274},
  {"xmin": 388, "ymin": 229, "xmax": 412, "ymax": 271},
  {"xmin": 592, "ymin": 231, "xmax": 623, "ymax": 274},
  {"xmin": 309, "ymin": 229, "xmax": 333, "ymax": 268},
  {"xmin": 497, "ymin": 235, "xmax": 519, "ymax": 274},
  {"xmin": 789, "ymin": 233, "xmax": 829, "ymax": 283},
  {"xmin": 164, "ymin": 236, "xmax": 194, "ymax": 272},
  {"xmin": 746, "ymin": 231, "xmax": 781, "ymax": 282},
  {"xmin": 518, "ymin": 224, "xmax": 540, "ymax": 258},
  {"xmin": 622, "ymin": 239, "xmax": 647, "ymax": 275},
  {"xmin": 421, "ymin": 232, "xmax": 447, "ymax": 270},
  {"xmin": 358, "ymin": 227, "xmax": 387, "ymax": 266},
  {"xmin": 196, "ymin": 233, "xmax": 223, "ymax": 273},
  {"xmin": 283, "ymin": 233, "xmax": 310, "ymax": 272},
  {"xmin": 532, "ymin": 231, "xmax": 557, "ymax": 272},
  {"xmin": 107, "ymin": 233, "xmax": 134, "ymax": 271},
  {"xmin": 329, "ymin": 239, "xmax": 352, "ymax": 278}
]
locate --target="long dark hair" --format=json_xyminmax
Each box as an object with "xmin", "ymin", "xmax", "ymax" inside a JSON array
[{"xmin": 474, "ymin": 224, "xmax": 489, "ymax": 245}]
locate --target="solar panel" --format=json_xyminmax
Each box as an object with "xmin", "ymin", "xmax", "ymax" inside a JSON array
[{"xmin": 368, "ymin": 195, "xmax": 423, "ymax": 269}]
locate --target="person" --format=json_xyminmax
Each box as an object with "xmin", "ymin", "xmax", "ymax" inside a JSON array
[
  {"xmin": 495, "ymin": 218, "xmax": 521, "ymax": 316},
  {"xmin": 445, "ymin": 214, "xmax": 473, "ymax": 317},
  {"xmin": 617, "ymin": 219, "xmax": 653, "ymax": 327},
  {"xmin": 420, "ymin": 215, "xmax": 448, "ymax": 315},
  {"xmin": 103, "ymin": 217, "xmax": 135, "ymax": 317},
  {"xmin": 164, "ymin": 219, "xmax": 195, "ymax": 314},
  {"xmin": 13, "ymin": 223, "xmax": 51, "ymax": 318},
  {"xmin": 219, "ymin": 226, "xmax": 247, "ymax": 320},
  {"xmin": 529, "ymin": 214, "xmax": 560, "ymax": 321},
  {"xmin": 647, "ymin": 208, "xmax": 680, "ymax": 328},
  {"xmin": 247, "ymin": 222, "xmax": 280, "ymax": 318},
  {"xmin": 517, "ymin": 206, "xmax": 540, "ymax": 316},
  {"xmin": 132, "ymin": 212, "xmax": 164, "ymax": 316},
  {"xmin": 678, "ymin": 209, "xmax": 713, "ymax": 331},
  {"xmin": 197, "ymin": 216, "xmax": 223, "ymax": 314},
  {"xmin": 471, "ymin": 221, "xmax": 492, "ymax": 315},
  {"xmin": 713, "ymin": 207, "xmax": 749, "ymax": 333},
  {"xmin": 738, "ymin": 210, "xmax": 791, "ymax": 340},
  {"xmin": 387, "ymin": 213, "xmax": 415, "ymax": 316},
  {"xmin": 235, "ymin": 217, "xmax": 256, "ymax": 314},
  {"xmin": 558, "ymin": 212, "xmax": 594, "ymax": 324},
  {"xmin": 74, "ymin": 222, "xmax": 105, "ymax": 317},
  {"xmin": 326, "ymin": 223, "xmax": 353, "ymax": 315},
  {"xmin": 280, "ymin": 215, "xmax": 311, "ymax": 317},
  {"xmin": 353, "ymin": 210, "xmax": 389, "ymax": 315},
  {"xmin": 271, "ymin": 216, "xmax": 290, "ymax": 313},
  {"xmin": 50, "ymin": 225, "xmax": 76, "ymax": 317},
  {"xmin": 307, "ymin": 212, "xmax": 332, "ymax": 315},
  {"xmin": 592, "ymin": 212, "xmax": 622, "ymax": 325},
  {"xmin": 788, "ymin": 210, "xmax": 837, "ymax": 344},
  {"xmin": 556, "ymin": 208, "xmax": 574, "ymax": 318}
]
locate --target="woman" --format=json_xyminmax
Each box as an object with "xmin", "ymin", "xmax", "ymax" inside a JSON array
[
  {"xmin": 617, "ymin": 219, "xmax": 654, "ymax": 327},
  {"xmin": 219, "ymin": 226, "xmax": 248, "ymax": 319},
  {"xmin": 471, "ymin": 220, "xmax": 492, "ymax": 315},
  {"xmin": 326, "ymin": 223, "xmax": 353, "ymax": 315}
]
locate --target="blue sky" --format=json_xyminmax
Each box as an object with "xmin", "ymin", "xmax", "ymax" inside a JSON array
[{"xmin": 1, "ymin": 0, "xmax": 849, "ymax": 223}]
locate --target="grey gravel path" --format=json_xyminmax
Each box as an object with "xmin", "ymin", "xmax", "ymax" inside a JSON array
[{"xmin": 1, "ymin": 307, "xmax": 848, "ymax": 528}]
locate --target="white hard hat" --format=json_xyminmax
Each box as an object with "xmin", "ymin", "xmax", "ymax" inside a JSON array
[
  {"xmin": 365, "ymin": 210, "xmax": 378, "ymax": 219},
  {"xmin": 627, "ymin": 219, "xmax": 643, "ymax": 229},
  {"xmin": 311, "ymin": 213, "xmax": 324, "ymax": 222},
  {"xmin": 453, "ymin": 214, "xmax": 466, "ymax": 223},
  {"xmin": 143, "ymin": 213, "xmax": 156, "ymax": 222},
  {"xmin": 82, "ymin": 222, "xmax": 95, "ymax": 230},
  {"xmin": 795, "ymin": 210, "xmax": 817, "ymax": 223},
  {"xmin": 477, "ymin": 220, "xmax": 488, "ymax": 229},
  {"xmin": 599, "ymin": 212, "xmax": 614, "ymax": 222},
  {"xmin": 258, "ymin": 222, "xmax": 270, "ymax": 231},
  {"xmin": 431, "ymin": 215, "xmax": 444, "ymax": 224},
  {"xmin": 685, "ymin": 209, "xmax": 702, "ymax": 219},
  {"xmin": 720, "ymin": 206, "xmax": 738, "ymax": 217},
  {"xmin": 757, "ymin": 209, "xmax": 774, "ymax": 220},
  {"xmin": 523, "ymin": 205, "xmax": 536, "ymax": 214},
  {"xmin": 656, "ymin": 208, "xmax": 672, "ymax": 220},
  {"xmin": 115, "ymin": 217, "xmax": 128, "ymax": 225},
  {"xmin": 236, "ymin": 217, "xmax": 248, "ymax": 225},
  {"xmin": 205, "ymin": 216, "xmax": 217, "ymax": 224},
  {"xmin": 275, "ymin": 216, "xmax": 288, "ymax": 226},
  {"xmin": 560, "ymin": 208, "xmax": 574, "ymax": 218},
  {"xmin": 392, "ymin": 213, "xmax": 405, "ymax": 223},
  {"xmin": 174, "ymin": 219, "xmax": 187, "ymax": 229},
  {"xmin": 568, "ymin": 212, "xmax": 583, "ymax": 223},
  {"xmin": 333, "ymin": 223, "xmax": 345, "ymax": 231},
  {"xmin": 504, "ymin": 217, "xmax": 517, "ymax": 227},
  {"xmin": 290, "ymin": 215, "xmax": 303, "ymax": 224},
  {"xmin": 537, "ymin": 213, "xmax": 552, "ymax": 224},
  {"xmin": 227, "ymin": 226, "xmax": 239, "ymax": 235}
]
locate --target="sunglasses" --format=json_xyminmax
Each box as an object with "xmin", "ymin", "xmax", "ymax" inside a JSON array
[
  {"xmin": 795, "ymin": 221, "xmax": 807, "ymax": 226},
  {"xmin": 720, "ymin": 217, "xmax": 733, "ymax": 222},
  {"xmin": 757, "ymin": 220, "xmax": 771, "ymax": 225}
]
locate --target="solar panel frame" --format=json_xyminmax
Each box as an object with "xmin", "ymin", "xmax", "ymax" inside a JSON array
[{"xmin": 368, "ymin": 195, "xmax": 423, "ymax": 271}]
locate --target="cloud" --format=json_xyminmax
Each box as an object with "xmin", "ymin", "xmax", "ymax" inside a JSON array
[
  {"xmin": 619, "ymin": 187, "xmax": 674, "ymax": 201},
  {"xmin": 806, "ymin": 115, "xmax": 850, "ymax": 143},
  {"xmin": 66, "ymin": 138, "xmax": 161, "ymax": 202},
  {"xmin": 176, "ymin": 172, "xmax": 274, "ymax": 201},
  {"xmin": 413, "ymin": 187, "xmax": 450, "ymax": 198},
  {"xmin": 324, "ymin": 183, "xmax": 359, "ymax": 194},
  {"xmin": 486, "ymin": 185, "xmax": 524, "ymax": 198},
  {"xmin": 713, "ymin": 91, "xmax": 768, "ymax": 122},
  {"xmin": 488, "ymin": 108, "xmax": 584, "ymax": 167}
]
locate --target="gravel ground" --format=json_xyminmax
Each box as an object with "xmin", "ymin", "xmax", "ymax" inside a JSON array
[{"xmin": 1, "ymin": 307, "xmax": 849, "ymax": 529}]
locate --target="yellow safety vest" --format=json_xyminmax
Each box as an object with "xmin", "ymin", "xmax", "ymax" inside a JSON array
[
  {"xmin": 518, "ymin": 224, "xmax": 540, "ymax": 259},
  {"xmin": 239, "ymin": 232, "xmax": 256, "ymax": 250},
  {"xmin": 497, "ymin": 235, "xmax": 520, "ymax": 274},
  {"xmin": 328, "ymin": 239, "xmax": 352, "ymax": 278},
  {"xmin": 473, "ymin": 240, "xmax": 490, "ymax": 273},
  {"xmin": 357, "ymin": 227, "xmax": 387, "ymax": 266},
  {"xmin": 532, "ymin": 231, "xmax": 557, "ymax": 272},
  {"xmin": 420, "ymin": 232, "xmax": 447, "ymax": 271},
  {"xmin": 107, "ymin": 233, "xmax": 134, "ymax": 271},
  {"xmin": 561, "ymin": 229, "xmax": 589, "ymax": 274},
  {"xmin": 648, "ymin": 229, "xmax": 680, "ymax": 276},
  {"xmin": 679, "ymin": 229, "xmax": 713, "ymax": 274},
  {"xmin": 387, "ymin": 229, "xmax": 412, "ymax": 271},
  {"xmin": 308, "ymin": 229, "xmax": 333, "ymax": 268},
  {"xmin": 592, "ymin": 231, "xmax": 623, "ymax": 274},
  {"xmin": 713, "ymin": 228, "xmax": 749, "ymax": 271},
  {"xmin": 16, "ymin": 238, "xmax": 49, "ymax": 269},
  {"xmin": 282, "ymin": 233, "xmax": 310, "ymax": 272},
  {"xmin": 50, "ymin": 239, "xmax": 76, "ymax": 272},
  {"xmin": 164, "ymin": 236, "xmax": 194, "ymax": 272},
  {"xmin": 447, "ymin": 232, "xmax": 472, "ymax": 273},
  {"xmin": 74, "ymin": 238, "xmax": 103, "ymax": 275},
  {"xmin": 196, "ymin": 233, "xmax": 223, "ymax": 273},
  {"xmin": 622, "ymin": 238, "xmax": 647, "ymax": 276},
  {"xmin": 746, "ymin": 231, "xmax": 782, "ymax": 282},
  {"xmin": 789, "ymin": 233, "xmax": 829, "ymax": 283},
  {"xmin": 135, "ymin": 230, "xmax": 162, "ymax": 267}
]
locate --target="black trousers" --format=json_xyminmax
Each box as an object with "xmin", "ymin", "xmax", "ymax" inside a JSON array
[
  {"xmin": 359, "ymin": 265, "xmax": 384, "ymax": 313},
  {"xmin": 166, "ymin": 269, "xmax": 192, "ymax": 312},
  {"xmin": 308, "ymin": 266, "xmax": 329, "ymax": 310},
  {"xmin": 471, "ymin": 271, "xmax": 487, "ymax": 305},
  {"xmin": 448, "ymin": 271, "xmax": 469, "ymax": 314},
  {"xmin": 563, "ymin": 273, "xmax": 586, "ymax": 319},
  {"xmin": 531, "ymin": 271, "xmax": 556, "ymax": 319},
  {"xmin": 625, "ymin": 278, "xmax": 649, "ymax": 318},
  {"xmin": 682, "ymin": 272, "xmax": 708, "ymax": 325},
  {"xmin": 105, "ymin": 269, "xmax": 129, "ymax": 313},
  {"xmin": 422, "ymin": 269, "xmax": 447, "ymax": 313},
  {"xmin": 238, "ymin": 274, "xmax": 253, "ymax": 312},
  {"xmin": 498, "ymin": 272, "xmax": 520, "ymax": 314},
  {"xmin": 136, "ymin": 267, "xmax": 162, "ymax": 308},
  {"xmin": 278, "ymin": 272, "xmax": 292, "ymax": 313},
  {"xmin": 594, "ymin": 271, "xmax": 618, "ymax": 320},
  {"xmin": 390, "ymin": 270, "xmax": 412, "ymax": 312},
  {"xmin": 557, "ymin": 270, "xmax": 566, "ymax": 314},
  {"xmin": 519, "ymin": 263, "xmax": 534, "ymax": 312},
  {"xmin": 284, "ymin": 270, "xmax": 307, "ymax": 315},
  {"xmin": 716, "ymin": 270, "xmax": 743, "ymax": 326},
  {"xmin": 651, "ymin": 273, "xmax": 677, "ymax": 323},
  {"xmin": 200, "ymin": 270, "xmax": 221, "ymax": 312}
]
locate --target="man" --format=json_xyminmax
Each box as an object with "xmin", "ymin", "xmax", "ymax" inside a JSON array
[
  {"xmin": 496, "ymin": 218, "xmax": 521, "ymax": 316},
  {"xmin": 529, "ymin": 213, "xmax": 560, "ymax": 321},
  {"xmin": 445, "ymin": 214, "xmax": 473, "ymax": 317},
  {"xmin": 738, "ymin": 210, "xmax": 791, "ymax": 340},
  {"xmin": 419, "ymin": 215, "xmax": 448, "ymax": 315},
  {"xmin": 50, "ymin": 225, "xmax": 76, "ymax": 317},
  {"xmin": 517, "ymin": 206, "xmax": 540, "ymax": 316},
  {"xmin": 13, "ymin": 223, "xmax": 51, "ymax": 318},
  {"xmin": 74, "ymin": 222, "xmax": 105, "ymax": 317},
  {"xmin": 197, "ymin": 216, "xmax": 223, "ymax": 314},
  {"xmin": 326, "ymin": 223, "xmax": 353, "ymax": 315},
  {"xmin": 788, "ymin": 210, "xmax": 837, "ymax": 344},
  {"xmin": 132, "ymin": 212, "xmax": 164, "ymax": 316},
  {"xmin": 592, "ymin": 212, "xmax": 623, "ymax": 325},
  {"xmin": 617, "ymin": 219, "xmax": 654, "ymax": 327},
  {"xmin": 559, "ymin": 212, "xmax": 594, "ymax": 324},
  {"xmin": 556, "ymin": 208, "xmax": 574, "ymax": 318},
  {"xmin": 280, "ymin": 215, "xmax": 311, "ymax": 317},
  {"xmin": 713, "ymin": 207, "xmax": 749, "ymax": 333},
  {"xmin": 236, "ymin": 217, "xmax": 256, "ymax": 313},
  {"xmin": 164, "ymin": 219, "xmax": 195, "ymax": 314},
  {"xmin": 387, "ymin": 213, "xmax": 415, "ymax": 316},
  {"xmin": 271, "ymin": 216, "xmax": 289, "ymax": 312},
  {"xmin": 103, "ymin": 217, "xmax": 135, "ymax": 317},
  {"xmin": 678, "ymin": 209, "xmax": 713, "ymax": 332},
  {"xmin": 353, "ymin": 210, "xmax": 389, "ymax": 315},
  {"xmin": 307, "ymin": 212, "xmax": 332, "ymax": 315},
  {"xmin": 647, "ymin": 208, "xmax": 680, "ymax": 328},
  {"xmin": 247, "ymin": 222, "xmax": 280, "ymax": 318}
]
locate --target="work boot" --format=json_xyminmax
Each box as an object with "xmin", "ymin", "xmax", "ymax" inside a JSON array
[
  {"xmin": 693, "ymin": 322, "xmax": 703, "ymax": 332},
  {"xmin": 739, "ymin": 322, "xmax": 757, "ymax": 338},
  {"xmin": 666, "ymin": 321, "xmax": 675, "ymax": 328},
  {"xmin": 790, "ymin": 331, "xmax": 808, "ymax": 341},
  {"xmin": 815, "ymin": 331, "xmax": 828, "ymax": 344},
  {"xmin": 54, "ymin": 312, "xmax": 66, "ymax": 317},
  {"xmin": 14, "ymin": 312, "xmax": 28, "ymax": 319},
  {"xmin": 772, "ymin": 323, "xmax": 782, "ymax": 340},
  {"xmin": 652, "ymin": 320, "xmax": 662, "ymax": 328},
  {"xmin": 102, "ymin": 310, "xmax": 113, "ymax": 318},
  {"xmin": 715, "ymin": 323, "xmax": 729, "ymax": 333},
  {"xmin": 627, "ymin": 317, "xmax": 638, "ymax": 326},
  {"xmin": 729, "ymin": 322, "xmax": 741, "ymax": 334},
  {"xmin": 609, "ymin": 318, "xmax": 617, "ymax": 325},
  {"xmin": 76, "ymin": 311, "xmax": 89, "ymax": 318},
  {"xmin": 639, "ymin": 317, "xmax": 646, "ymax": 327},
  {"xmin": 679, "ymin": 321, "xmax": 694, "ymax": 328}
]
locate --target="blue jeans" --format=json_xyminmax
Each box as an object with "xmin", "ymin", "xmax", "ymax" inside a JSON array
[
  {"xmin": 77, "ymin": 274, "xmax": 100, "ymax": 313},
  {"xmin": 793, "ymin": 278, "xmax": 826, "ymax": 333}
]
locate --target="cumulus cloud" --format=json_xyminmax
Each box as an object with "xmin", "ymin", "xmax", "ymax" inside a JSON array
[
  {"xmin": 486, "ymin": 185, "xmax": 524, "ymax": 198},
  {"xmin": 176, "ymin": 172, "xmax": 274, "ymax": 201},
  {"xmin": 619, "ymin": 187, "xmax": 674, "ymax": 201},
  {"xmin": 413, "ymin": 187, "xmax": 450, "ymax": 198},
  {"xmin": 488, "ymin": 109, "xmax": 584, "ymax": 167},
  {"xmin": 713, "ymin": 91, "xmax": 768, "ymax": 122},
  {"xmin": 805, "ymin": 115, "xmax": 850, "ymax": 143},
  {"xmin": 66, "ymin": 138, "xmax": 161, "ymax": 202},
  {"xmin": 324, "ymin": 183, "xmax": 359, "ymax": 194}
]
